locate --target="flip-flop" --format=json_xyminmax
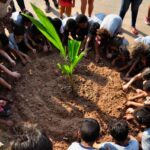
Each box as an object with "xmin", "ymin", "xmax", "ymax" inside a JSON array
[{"xmin": 131, "ymin": 28, "xmax": 138, "ymax": 35}]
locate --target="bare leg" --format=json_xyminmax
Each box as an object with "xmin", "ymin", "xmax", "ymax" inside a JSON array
[
  {"xmin": 81, "ymin": 0, "xmax": 87, "ymax": 15},
  {"xmin": 145, "ymin": 5, "xmax": 150, "ymax": 24},
  {"xmin": 88, "ymin": 0, "xmax": 94, "ymax": 17},
  {"xmin": 60, "ymin": 6, "xmax": 65, "ymax": 18},
  {"xmin": 66, "ymin": 7, "xmax": 72, "ymax": 17},
  {"xmin": 148, "ymin": 5, "xmax": 150, "ymax": 18},
  {"xmin": 0, "ymin": 64, "xmax": 20, "ymax": 78}
]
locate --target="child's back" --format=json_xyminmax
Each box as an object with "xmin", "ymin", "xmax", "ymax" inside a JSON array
[{"xmin": 100, "ymin": 120, "xmax": 139, "ymax": 150}]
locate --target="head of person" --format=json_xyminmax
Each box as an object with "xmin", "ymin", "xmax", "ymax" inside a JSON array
[
  {"xmin": 13, "ymin": 25, "xmax": 25, "ymax": 43},
  {"xmin": 76, "ymin": 14, "xmax": 88, "ymax": 29},
  {"xmin": 79, "ymin": 118, "xmax": 100, "ymax": 144},
  {"xmin": 134, "ymin": 107, "xmax": 150, "ymax": 127},
  {"xmin": 65, "ymin": 19, "xmax": 77, "ymax": 33},
  {"xmin": 141, "ymin": 52, "xmax": 150, "ymax": 67},
  {"xmin": 89, "ymin": 22, "xmax": 100, "ymax": 36},
  {"xmin": 109, "ymin": 120, "xmax": 129, "ymax": 142},
  {"xmin": 10, "ymin": 125, "xmax": 53, "ymax": 150},
  {"xmin": 0, "ymin": 33, "xmax": 9, "ymax": 49},
  {"xmin": 21, "ymin": 11, "xmax": 33, "ymax": 29},
  {"xmin": 96, "ymin": 28, "xmax": 111, "ymax": 47},
  {"xmin": 142, "ymin": 68, "xmax": 150, "ymax": 81},
  {"xmin": 131, "ymin": 42, "xmax": 149, "ymax": 60},
  {"xmin": 143, "ymin": 80, "xmax": 150, "ymax": 94},
  {"xmin": 52, "ymin": 18, "xmax": 62, "ymax": 35}
]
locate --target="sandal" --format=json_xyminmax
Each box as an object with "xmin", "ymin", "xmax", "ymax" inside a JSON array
[{"xmin": 131, "ymin": 27, "xmax": 138, "ymax": 35}]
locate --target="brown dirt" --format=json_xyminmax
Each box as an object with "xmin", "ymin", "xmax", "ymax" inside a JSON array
[{"xmin": 0, "ymin": 50, "xmax": 138, "ymax": 149}]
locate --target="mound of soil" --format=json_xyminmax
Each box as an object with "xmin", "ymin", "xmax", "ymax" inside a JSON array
[{"xmin": 0, "ymin": 51, "xmax": 137, "ymax": 149}]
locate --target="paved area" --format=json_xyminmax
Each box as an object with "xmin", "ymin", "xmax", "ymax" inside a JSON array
[{"xmin": 14, "ymin": 0, "xmax": 150, "ymax": 43}]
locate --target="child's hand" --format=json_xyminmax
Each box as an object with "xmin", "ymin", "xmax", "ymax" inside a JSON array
[
  {"xmin": 126, "ymin": 101, "xmax": 135, "ymax": 106},
  {"xmin": 122, "ymin": 84, "xmax": 128, "ymax": 91},
  {"xmin": 11, "ymin": 71, "xmax": 21, "ymax": 79},
  {"xmin": 32, "ymin": 48, "xmax": 36, "ymax": 54},
  {"xmin": 124, "ymin": 114, "xmax": 134, "ymax": 120},
  {"xmin": 126, "ymin": 108, "xmax": 134, "ymax": 114},
  {"xmin": 10, "ymin": 60, "xmax": 16, "ymax": 66}
]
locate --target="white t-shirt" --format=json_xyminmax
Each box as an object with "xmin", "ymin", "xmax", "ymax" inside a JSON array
[
  {"xmin": 68, "ymin": 142, "xmax": 97, "ymax": 150},
  {"xmin": 142, "ymin": 128, "xmax": 150, "ymax": 150},
  {"xmin": 135, "ymin": 36, "xmax": 150, "ymax": 46},
  {"xmin": 10, "ymin": 11, "xmax": 23, "ymax": 26},
  {"xmin": 100, "ymin": 139, "xmax": 139, "ymax": 150},
  {"xmin": 100, "ymin": 14, "xmax": 122, "ymax": 37}
]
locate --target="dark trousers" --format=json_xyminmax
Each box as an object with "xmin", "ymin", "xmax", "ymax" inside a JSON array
[
  {"xmin": 44, "ymin": 0, "xmax": 58, "ymax": 5},
  {"xmin": 119, "ymin": 0, "xmax": 142, "ymax": 27},
  {"xmin": 12, "ymin": 0, "xmax": 25, "ymax": 11}
]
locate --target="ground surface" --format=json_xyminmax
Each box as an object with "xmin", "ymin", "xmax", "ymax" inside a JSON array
[
  {"xmin": 0, "ymin": 0, "xmax": 150, "ymax": 149},
  {"xmin": 0, "ymin": 51, "xmax": 139, "ymax": 149}
]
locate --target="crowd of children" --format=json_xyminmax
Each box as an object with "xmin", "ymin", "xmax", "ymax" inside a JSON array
[{"xmin": 0, "ymin": 0, "xmax": 150, "ymax": 149}]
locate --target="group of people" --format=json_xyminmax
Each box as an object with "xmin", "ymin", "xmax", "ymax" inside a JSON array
[
  {"xmin": 4, "ymin": 116, "xmax": 150, "ymax": 150},
  {"xmin": 0, "ymin": 0, "xmax": 150, "ymax": 149},
  {"xmin": 44, "ymin": 0, "xmax": 150, "ymax": 35}
]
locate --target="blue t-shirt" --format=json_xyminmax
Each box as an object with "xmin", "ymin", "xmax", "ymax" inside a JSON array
[
  {"xmin": 100, "ymin": 14, "xmax": 122, "ymax": 37},
  {"xmin": 100, "ymin": 139, "xmax": 139, "ymax": 150}
]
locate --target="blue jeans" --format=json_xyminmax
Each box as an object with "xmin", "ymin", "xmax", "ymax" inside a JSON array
[{"xmin": 119, "ymin": 0, "xmax": 142, "ymax": 27}]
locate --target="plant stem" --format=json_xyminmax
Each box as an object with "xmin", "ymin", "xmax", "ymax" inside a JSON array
[{"xmin": 69, "ymin": 75, "xmax": 74, "ymax": 92}]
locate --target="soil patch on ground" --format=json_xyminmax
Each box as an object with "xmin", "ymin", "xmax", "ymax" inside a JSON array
[{"xmin": 0, "ymin": 51, "xmax": 138, "ymax": 149}]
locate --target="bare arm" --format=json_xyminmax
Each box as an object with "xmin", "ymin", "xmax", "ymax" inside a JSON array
[
  {"xmin": 128, "ymin": 92, "xmax": 147, "ymax": 101},
  {"xmin": 24, "ymin": 33, "xmax": 36, "ymax": 53},
  {"xmin": 125, "ymin": 57, "xmax": 140, "ymax": 77},
  {"xmin": 0, "ymin": 49, "xmax": 16, "ymax": 66},
  {"xmin": 122, "ymin": 73, "xmax": 142, "ymax": 90}
]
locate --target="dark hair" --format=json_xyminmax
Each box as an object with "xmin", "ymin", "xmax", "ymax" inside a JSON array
[
  {"xmin": 11, "ymin": 126, "xmax": 53, "ymax": 150},
  {"xmin": 0, "ymin": 33, "xmax": 9, "ymax": 47},
  {"xmin": 96, "ymin": 28, "xmax": 111, "ymax": 46},
  {"xmin": 142, "ymin": 68, "xmax": 150, "ymax": 80},
  {"xmin": 143, "ymin": 80, "xmax": 150, "ymax": 92},
  {"xmin": 131, "ymin": 42, "xmax": 149, "ymax": 59},
  {"xmin": 52, "ymin": 18, "xmax": 62, "ymax": 34},
  {"xmin": 80, "ymin": 118, "xmax": 100, "ymax": 143},
  {"xmin": 65, "ymin": 19, "xmax": 77, "ymax": 31},
  {"xmin": 89, "ymin": 22, "xmax": 100, "ymax": 36},
  {"xmin": 109, "ymin": 120, "xmax": 129, "ymax": 142},
  {"xmin": 21, "ymin": 11, "xmax": 33, "ymax": 25},
  {"xmin": 13, "ymin": 25, "xmax": 25, "ymax": 36},
  {"xmin": 134, "ymin": 107, "xmax": 150, "ymax": 127},
  {"xmin": 76, "ymin": 14, "xmax": 88, "ymax": 24}
]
